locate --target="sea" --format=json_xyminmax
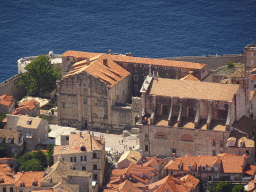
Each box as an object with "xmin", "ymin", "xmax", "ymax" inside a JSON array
[{"xmin": 0, "ymin": 0, "xmax": 255, "ymax": 83}]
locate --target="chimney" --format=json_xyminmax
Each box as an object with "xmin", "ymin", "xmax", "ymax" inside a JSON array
[
  {"xmin": 26, "ymin": 106, "xmax": 29, "ymax": 110},
  {"xmin": 103, "ymin": 59, "xmax": 108, "ymax": 66},
  {"xmin": 109, "ymin": 50, "xmax": 111, "ymax": 55},
  {"xmin": 58, "ymin": 156, "xmax": 62, "ymax": 161},
  {"xmin": 173, "ymin": 153, "xmax": 176, "ymax": 161},
  {"xmin": 33, "ymin": 100, "xmax": 36, "ymax": 105},
  {"xmin": 126, "ymin": 52, "xmax": 132, "ymax": 56}
]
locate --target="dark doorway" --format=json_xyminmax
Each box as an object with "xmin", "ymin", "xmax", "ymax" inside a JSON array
[
  {"xmin": 162, "ymin": 105, "xmax": 168, "ymax": 116},
  {"xmin": 188, "ymin": 107, "xmax": 195, "ymax": 117},
  {"xmin": 84, "ymin": 120, "xmax": 87, "ymax": 129}
]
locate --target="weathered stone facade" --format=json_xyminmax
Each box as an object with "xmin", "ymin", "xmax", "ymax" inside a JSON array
[{"xmin": 245, "ymin": 43, "xmax": 256, "ymax": 71}]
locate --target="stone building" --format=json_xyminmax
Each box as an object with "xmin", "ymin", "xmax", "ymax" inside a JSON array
[
  {"xmin": 6, "ymin": 115, "xmax": 48, "ymax": 151},
  {"xmin": 53, "ymin": 132, "xmax": 105, "ymax": 190},
  {"xmin": 57, "ymin": 53, "xmax": 131, "ymax": 130},
  {"xmin": 138, "ymin": 75, "xmax": 250, "ymax": 158},
  {"xmin": 62, "ymin": 50, "xmax": 211, "ymax": 97},
  {"xmin": 0, "ymin": 129, "xmax": 23, "ymax": 158},
  {"xmin": 41, "ymin": 158, "xmax": 92, "ymax": 192},
  {"xmin": 164, "ymin": 153, "xmax": 249, "ymax": 183},
  {"xmin": 13, "ymin": 99, "xmax": 40, "ymax": 117},
  {"xmin": 245, "ymin": 43, "xmax": 256, "ymax": 71},
  {"xmin": 0, "ymin": 94, "xmax": 15, "ymax": 114}
]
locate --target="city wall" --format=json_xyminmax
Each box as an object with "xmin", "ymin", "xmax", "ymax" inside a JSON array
[
  {"xmin": 0, "ymin": 74, "xmax": 26, "ymax": 100},
  {"xmin": 165, "ymin": 54, "xmax": 244, "ymax": 70}
]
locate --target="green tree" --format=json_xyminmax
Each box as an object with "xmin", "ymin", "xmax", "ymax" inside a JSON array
[
  {"xmin": 0, "ymin": 145, "xmax": 7, "ymax": 158},
  {"xmin": 32, "ymin": 150, "xmax": 47, "ymax": 167},
  {"xmin": 17, "ymin": 55, "xmax": 61, "ymax": 96},
  {"xmin": 227, "ymin": 61, "xmax": 235, "ymax": 69},
  {"xmin": 216, "ymin": 181, "xmax": 232, "ymax": 192},
  {"xmin": 18, "ymin": 153, "xmax": 33, "ymax": 166},
  {"xmin": 19, "ymin": 159, "xmax": 43, "ymax": 171},
  {"xmin": 46, "ymin": 144, "xmax": 54, "ymax": 166},
  {"xmin": 232, "ymin": 185, "xmax": 246, "ymax": 192},
  {"xmin": 0, "ymin": 113, "xmax": 6, "ymax": 129}
]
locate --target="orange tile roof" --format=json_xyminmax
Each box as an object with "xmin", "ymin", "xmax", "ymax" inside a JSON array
[
  {"xmin": 53, "ymin": 132, "xmax": 104, "ymax": 155},
  {"xmin": 0, "ymin": 94, "xmax": 14, "ymax": 107},
  {"xmin": 164, "ymin": 153, "xmax": 247, "ymax": 174},
  {"xmin": 63, "ymin": 54, "xmax": 130, "ymax": 88},
  {"xmin": 13, "ymin": 99, "xmax": 39, "ymax": 116},
  {"xmin": 62, "ymin": 50, "xmax": 100, "ymax": 59},
  {"xmin": 149, "ymin": 77, "xmax": 239, "ymax": 102},
  {"xmin": 110, "ymin": 54, "xmax": 205, "ymax": 69},
  {"xmin": 148, "ymin": 175, "xmax": 199, "ymax": 192},
  {"xmin": 115, "ymin": 180, "xmax": 142, "ymax": 192},
  {"xmin": 63, "ymin": 50, "xmax": 206, "ymax": 70},
  {"xmin": 0, "ymin": 164, "xmax": 15, "ymax": 185},
  {"xmin": 180, "ymin": 73, "xmax": 200, "ymax": 81},
  {"xmin": 14, "ymin": 171, "xmax": 45, "ymax": 187},
  {"xmin": 244, "ymin": 164, "xmax": 256, "ymax": 175}
]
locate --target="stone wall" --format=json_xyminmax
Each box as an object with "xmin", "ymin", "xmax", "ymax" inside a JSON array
[
  {"xmin": 0, "ymin": 74, "xmax": 27, "ymax": 100},
  {"xmin": 166, "ymin": 54, "xmax": 244, "ymax": 70}
]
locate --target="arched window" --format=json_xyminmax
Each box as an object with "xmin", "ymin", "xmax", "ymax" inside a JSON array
[
  {"xmin": 154, "ymin": 132, "xmax": 167, "ymax": 139},
  {"xmin": 181, "ymin": 134, "xmax": 193, "ymax": 142}
]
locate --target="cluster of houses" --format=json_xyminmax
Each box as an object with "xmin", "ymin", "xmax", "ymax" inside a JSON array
[{"xmin": 0, "ymin": 43, "xmax": 256, "ymax": 191}]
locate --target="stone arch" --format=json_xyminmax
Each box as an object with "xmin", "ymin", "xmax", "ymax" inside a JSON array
[
  {"xmin": 154, "ymin": 132, "xmax": 167, "ymax": 140},
  {"xmin": 181, "ymin": 134, "xmax": 193, "ymax": 142}
]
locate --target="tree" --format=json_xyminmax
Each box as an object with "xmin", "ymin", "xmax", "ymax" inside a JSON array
[
  {"xmin": 32, "ymin": 150, "xmax": 47, "ymax": 167},
  {"xmin": 17, "ymin": 55, "xmax": 61, "ymax": 96},
  {"xmin": 215, "ymin": 181, "xmax": 232, "ymax": 192},
  {"xmin": 46, "ymin": 144, "xmax": 54, "ymax": 166},
  {"xmin": 19, "ymin": 159, "xmax": 43, "ymax": 171},
  {"xmin": 0, "ymin": 145, "xmax": 7, "ymax": 158},
  {"xmin": 0, "ymin": 113, "xmax": 6, "ymax": 129},
  {"xmin": 232, "ymin": 185, "xmax": 246, "ymax": 192},
  {"xmin": 227, "ymin": 61, "xmax": 235, "ymax": 69}
]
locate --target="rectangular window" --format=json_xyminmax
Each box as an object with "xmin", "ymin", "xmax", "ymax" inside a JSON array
[
  {"xmin": 10, "ymin": 188, "xmax": 13, "ymax": 192},
  {"xmin": 62, "ymin": 102, "xmax": 65, "ymax": 109},
  {"xmin": 70, "ymin": 157, "xmax": 73, "ymax": 162},
  {"xmin": 66, "ymin": 136, "xmax": 69, "ymax": 140},
  {"xmin": 81, "ymin": 156, "xmax": 86, "ymax": 161},
  {"xmin": 172, "ymin": 148, "xmax": 176, "ymax": 154},
  {"xmin": 3, "ymin": 187, "xmax": 6, "ymax": 192},
  {"xmin": 82, "ymin": 166, "xmax": 86, "ymax": 171},
  {"xmin": 83, "ymin": 98, "xmax": 87, "ymax": 104},
  {"xmin": 213, "ymin": 140, "xmax": 216, "ymax": 147},
  {"xmin": 134, "ymin": 85, "xmax": 138, "ymax": 91},
  {"xmin": 73, "ymin": 167, "xmax": 76, "ymax": 170},
  {"xmin": 98, "ymin": 100, "xmax": 102, "ymax": 106},
  {"xmin": 220, "ymin": 140, "xmax": 224, "ymax": 147},
  {"xmin": 93, "ymin": 164, "xmax": 97, "ymax": 170},
  {"xmin": 134, "ymin": 75, "xmax": 138, "ymax": 81},
  {"xmin": 74, "ymin": 157, "xmax": 76, "ymax": 162},
  {"xmin": 93, "ymin": 174, "xmax": 98, "ymax": 180},
  {"xmin": 84, "ymin": 109, "xmax": 87, "ymax": 117},
  {"xmin": 145, "ymin": 145, "xmax": 148, "ymax": 152},
  {"xmin": 213, "ymin": 150, "xmax": 216, "ymax": 156},
  {"xmin": 93, "ymin": 153, "xmax": 97, "ymax": 159}
]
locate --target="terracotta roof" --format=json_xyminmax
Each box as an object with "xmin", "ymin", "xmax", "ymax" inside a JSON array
[
  {"xmin": 111, "ymin": 54, "xmax": 205, "ymax": 69},
  {"xmin": 232, "ymin": 116, "xmax": 256, "ymax": 134},
  {"xmin": 148, "ymin": 175, "xmax": 198, "ymax": 192},
  {"xmin": 164, "ymin": 153, "xmax": 247, "ymax": 174},
  {"xmin": 62, "ymin": 50, "xmax": 100, "ymax": 59},
  {"xmin": 0, "ymin": 129, "xmax": 21, "ymax": 144},
  {"xmin": 115, "ymin": 180, "xmax": 142, "ymax": 192},
  {"xmin": 0, "ymin": 94, "xmax": 14, "ymax": 107},
  {"xmin": 53, "ymin": 132, "xmax": 103, "ymax": 155},
  {"xmin": 142, "ymin": 156, "xmax": 166, "ymax": 170},
  {"xmin": 118, "ymin": 150, "xmax": 142, "ymax": 164},
  {"xmin": 14, "ymin": 171, "xmax": 45, "ymax": 187},
  {"xmin": 41, "ymin": 159, "xmax": 91, "ymax": 185},
  {"xmin": 149, "ymin": 77, "xmax": 239, "ymax": 102},
  {"xmin": 13, "ymin": 99, "xmax": 39, "ymax": 116},
  {"xmin": 180, "ymin": 73, "xmax": 200, "ymax": 81},
  {"xmin": 62, "ymin": 50, "xmax": 206, "ymax": 70},
  {"xmin": 0, "ymin": 164, "xmax": 15, "ymax": 185},
  {"xmin": 63, "ymin": 54, "xmax": 130, "ymax": 88},
  {"xmin": 53, "ymin": 178, "xmax": 79, "ymax": 192},
  {"xmin": 244, "ymin": 164, "xmax": 256, "ymax": 175}
]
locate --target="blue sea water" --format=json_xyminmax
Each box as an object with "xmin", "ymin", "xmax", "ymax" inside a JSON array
[{"xmin": 0, "ymin": 0, "xmax": 255, "ymax": 83}]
